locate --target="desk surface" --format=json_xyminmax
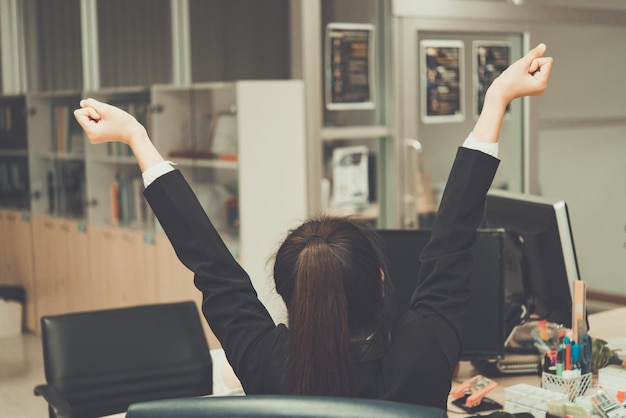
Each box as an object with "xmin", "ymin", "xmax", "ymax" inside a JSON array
[
  {"xmin": 447, "ymin": 306, "xmax": 626, "ymax": 415},
  {"xmin": 448, "ymin": 361, "xmax": 541, "ymax": 415},
  {"xmin": 588, "ymin": 306, "xmax": 626, "ymax": 339}
]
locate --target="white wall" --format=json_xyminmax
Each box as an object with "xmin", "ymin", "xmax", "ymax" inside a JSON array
[
  {"xmin": 392, "ymin": 0, "xmax": 626, "ymax": 296},
  {"xmin": 536, "ymin": 23, "xmax": 626, "ymax": 294}
]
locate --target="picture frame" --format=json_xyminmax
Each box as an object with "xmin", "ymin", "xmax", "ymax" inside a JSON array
[
  {"xmin": 325, "ymin": 23, "xmax": 376, "ymax": 111},
  {"xmin": 420, "ymin": 39, "xmax": 465, "ymax": 124}
]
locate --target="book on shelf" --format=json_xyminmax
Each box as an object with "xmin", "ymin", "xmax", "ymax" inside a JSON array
[
  {"xmin": 45, "ymin": 162, "xmax": 86, "ymax": 217},
  {"xmin": 47, "ymin": 170, "xmax": 55, "ymax": 214},
  {"xmin": 67, "ymin": 113, "xmax": 85, "ymax": 154},
  {"xmin": 133, "ymin": 101, "xmax": 152, "ymax": 138},
  {"xmin": 51, "ymin": 103, "xmax": 85, "ymax": 155},
  {"xmin": 131, "ymin": 177, "xmax": 147, "ymax": 226},
  {"xmin": 0, "ymin": 159, "xmax": 29, "ymax": 209},
  {"xmin": 0, "ymin": 104, "xmax": 12, "ymax": 132},
  {"xmin": 110, "ymin": 176, "xmax": 120, "ymax": 225},
  {"xmin": 61, "ymin": 163, "xmax": 85, "ymax": 218},
  {"xmin": 0, "ymin": 98, "xmax": 27, "ymax": 150},
  {"xmin": 0, "ymin": 162, "xmax": 10, "ymax": 193},
  {"xmin": 53, "ymin": 104, "xmax": 69, "ymax": 153},
  {"xmin": 57, "ymin": 168, "xmax": 67, "ymax": 216},
  {"xmin": 118, "ymin": 175, "xmax": 133, "ymax": 225},
  {"xmin": 9, "ymin": 162, "xmax": 24, "ymax": 194},
  {"xmin": 106, "ymin": 139, "xmax": 132, "ymax": 158},
  {"xmin": 109, "ymin": 173, "xmax": 147, "ymax": 227}
]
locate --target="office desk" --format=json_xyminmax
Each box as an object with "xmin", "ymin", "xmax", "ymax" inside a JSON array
[
  {"xmin": 448, "ymin": 306, "xmax": 626, "ymax": 415},
  {"xmin": 105, "ymin": 307, "xmax": 626, "ymax": 418}
]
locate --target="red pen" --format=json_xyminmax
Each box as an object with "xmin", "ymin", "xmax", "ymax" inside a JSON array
[{"xmin": 565, "ymin": 343, "xmax": 571, "ymax": 370}]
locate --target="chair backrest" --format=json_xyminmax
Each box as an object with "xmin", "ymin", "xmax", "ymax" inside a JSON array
[
  {"xmin": 40, "ymin": 301, "xmax": 213, "ymax": 417},
  {"xmin": 126, "ymin": 395, "xmax": 447, "ymax": 418}
]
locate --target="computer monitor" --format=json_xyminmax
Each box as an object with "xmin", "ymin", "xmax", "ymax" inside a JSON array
[
  {"xmin": 482, "ymin": 189, "xmax": 581, "ymax": 329},
  {"xmin": 376, "ymin": 228, "xmax": 507, "ymax": 361}
]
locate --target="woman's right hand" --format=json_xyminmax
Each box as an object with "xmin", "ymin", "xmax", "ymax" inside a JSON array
[
  {"xmin": 471, "ymin": 43, "xmax": 553, "ymax": 144},
  {"xmin": 73, "ymin": 98, "xmax": 148, "ymax": 146},
  {"xmin": 488, "ymin": 43, "xmax": 554, "ymax": 105}
]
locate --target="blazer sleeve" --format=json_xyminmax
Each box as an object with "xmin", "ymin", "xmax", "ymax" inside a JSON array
[
  {"xmin": 410, "ymin": 147, "xmax": 500, "ymax": 340},
  {"xmin": 143, "ymin": 170, "xmax": 279, "ymax": 387}
]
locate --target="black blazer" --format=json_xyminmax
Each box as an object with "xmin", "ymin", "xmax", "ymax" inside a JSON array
[{"xmin": 144, "ymin": 147, "xmax": 499, "ymax": 409}]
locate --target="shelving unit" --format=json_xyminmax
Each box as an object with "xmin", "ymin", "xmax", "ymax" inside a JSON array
[
  {"xmin": 5, "ymin": 79, "xmax": 307, "ymax": 333},
  {"xmin": 2, "ymin": 0, "xmax": 302, "ymax": 336},
  {"xmin": 316, "ymin": 0, "xmax": 392, "ymax": 228},
  {"xmin": 321, "ymin": 136, "xmax": 387, "ymax": 224},
  {"xmin": 320, "ymin": 127, "xmax": 393, "ymax": 225},
  {"xmin": 84, "ymin": 87, "xmax": 152, "ymax": 230},
  {"xmin": 320, "ymin": 125, "xmax": 392, "ymax": 140},
  {"xmin": 150, "ymin": 80, "xmax": 308, "ymax": 322},
  {"xmin": 26, "ymin": 91, "xmax": 85, "ymax": 220},
  {"xmin": 151, "ymin": 82, "xmax": 239, "ymax": 250},
  {"xmin": 0, "ymin": 95, "xmax": 29, "ymax": 211}
]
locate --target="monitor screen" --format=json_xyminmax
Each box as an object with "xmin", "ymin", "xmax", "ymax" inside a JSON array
[
  {"xmin": 482, "ymin": 189, "xmax": 581, "ymax": 329},
  {"xmin": 376, "ymin": 228, "xmax": 507, "ymax": 361}
]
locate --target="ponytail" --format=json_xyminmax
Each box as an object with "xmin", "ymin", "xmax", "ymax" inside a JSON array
[{"xmin": 289, "ymin": 237, "xmax": 356, "ymax": 396}]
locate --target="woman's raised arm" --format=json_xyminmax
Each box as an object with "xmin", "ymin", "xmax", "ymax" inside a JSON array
[{"xmin": 73, "ymin": 98, "xmax": 164, "ymax": 173}]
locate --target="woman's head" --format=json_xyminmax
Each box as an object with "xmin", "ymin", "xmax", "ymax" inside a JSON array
[
  {"xmin": 273, "ymin": 215, "xmax": 391, "ymax": 396},
  {"xmin": 274, "ymin": 216, "xmax": 386, "ymax": 335}
]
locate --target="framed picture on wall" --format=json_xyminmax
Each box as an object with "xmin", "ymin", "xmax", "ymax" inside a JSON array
[
  {"xmin": 325, "ymin": 23, "xmax": 376, "ymax": 111},
  {"xmin": 474, "ymin": 41, "xmax": 511, "ymax": 118},
  {"xmin": 420, "ymin": 39, "xmax": 464, "ymax": 124}
]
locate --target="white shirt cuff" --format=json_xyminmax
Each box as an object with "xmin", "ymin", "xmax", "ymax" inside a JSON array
[
  {"xmin": 462, "ymin": 132, "xmax": 499, "ymax": 158},
  {"xmin": 142, "ymin": 161, "xmax": 175, "ymax": 188}
]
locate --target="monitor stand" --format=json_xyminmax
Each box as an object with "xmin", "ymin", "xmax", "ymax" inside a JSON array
[
  {"xmin": 472, "ymin": 322, "xmax": 544, "ymax": 376},
  {"xmin": 471, "ymin": 351, "xmax": 542, "ymax": 376}
]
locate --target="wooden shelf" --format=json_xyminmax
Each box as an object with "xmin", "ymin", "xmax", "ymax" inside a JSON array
[{"xmin": 321, "ymin": 125, "xmax": 393, "ymax": 141}]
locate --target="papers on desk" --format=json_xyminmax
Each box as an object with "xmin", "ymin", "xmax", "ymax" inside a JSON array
[
  {"xmin": 598, "ymin": 365, "xmax": 626, "ymax": 395},
  {"xmin": 505, "ymin": 383, "xmax": 568, "ymax": 418}
]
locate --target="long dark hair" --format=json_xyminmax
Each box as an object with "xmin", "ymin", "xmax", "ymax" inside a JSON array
[{"xmin": 273, "ymin": 215, "xmax": 392, "ymax": 397}]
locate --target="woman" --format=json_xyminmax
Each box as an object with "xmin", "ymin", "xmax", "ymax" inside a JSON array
[{"xmin": 74, "ymin": 44, "xmax": 552, "ymax": 409}]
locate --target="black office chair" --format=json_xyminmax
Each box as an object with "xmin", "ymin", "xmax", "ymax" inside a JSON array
[
  {"xmin": 126, "ymin": 395, "xmax": 447, "ymax": 418},
  {"xmin": 34, "ymin": 301, "xmax": 213, "ymax": 418}
]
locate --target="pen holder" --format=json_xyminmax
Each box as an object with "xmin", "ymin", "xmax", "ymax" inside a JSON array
[{"xmin": 541, "ymin": 372, "xmax": 593, "ymax": 402}]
